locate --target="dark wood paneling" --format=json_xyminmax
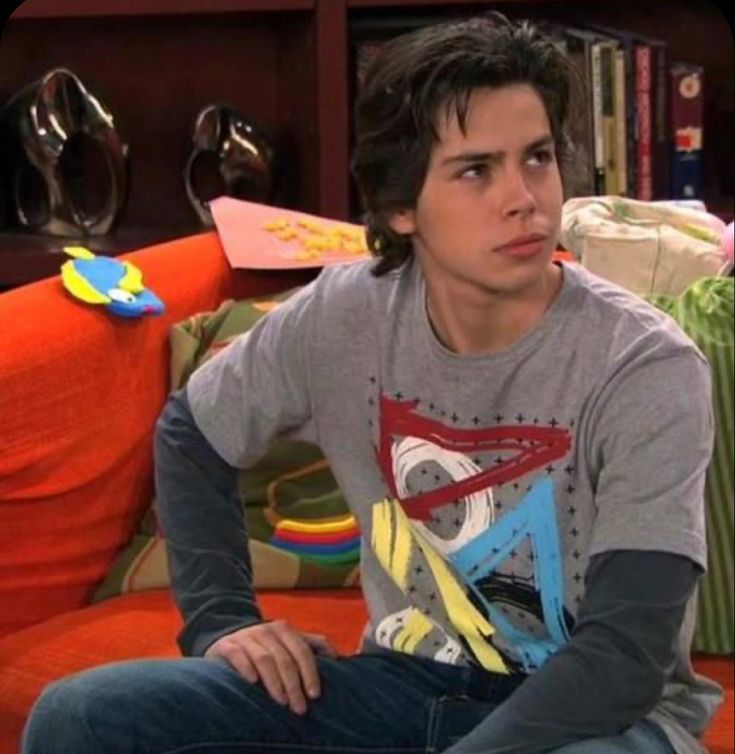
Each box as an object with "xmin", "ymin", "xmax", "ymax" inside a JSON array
[
  {"xmin": 276, "ymin": 14, "xmax": 320, "ymax": 213},
  {"xmin": 0, "ymin": 228, "xmax": 185, "ymax": 288},
  {"xmin": 10, "ymin": 0, "xmax": 314, "ymax": 19},
  {"xmin": 315, "ymin": 0, "xmax": 349, "ymax": 219}
]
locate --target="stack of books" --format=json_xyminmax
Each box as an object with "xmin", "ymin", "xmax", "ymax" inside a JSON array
[{"xmin": 352, "ymin": 19, "xmax": 705, "ymax": 202}]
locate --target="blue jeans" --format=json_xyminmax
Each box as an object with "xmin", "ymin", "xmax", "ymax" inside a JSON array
[{"xmin": 22, "ymin": 651, "xmax": 675, "ymax": 754}]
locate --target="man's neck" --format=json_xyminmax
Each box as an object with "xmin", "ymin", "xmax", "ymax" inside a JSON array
[{"xmin": 425, "ymin": 264, "xmax": 563, "ymax": 356}]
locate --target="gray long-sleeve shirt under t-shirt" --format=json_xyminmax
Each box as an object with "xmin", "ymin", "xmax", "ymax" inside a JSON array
[{"xmin": 156, "ymin": 258, "xmax": 723, "ymax": 753}]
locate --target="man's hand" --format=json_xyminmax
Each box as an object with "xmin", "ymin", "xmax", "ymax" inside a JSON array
[{"xmin": 205, "ymin": 621, "xmax": 336, "ymax": 715}]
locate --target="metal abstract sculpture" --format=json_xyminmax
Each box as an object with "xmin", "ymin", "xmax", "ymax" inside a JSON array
[
  {"xmin": 0, "ymin": 68, "xmax": 129, "ymax": 236},
  {"xmin": 184, "ymin": 104, "xmax": 274, "ymax": 227}
]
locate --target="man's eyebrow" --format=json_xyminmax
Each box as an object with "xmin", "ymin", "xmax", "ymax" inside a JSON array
[{"xmin": 440, "ymin": 135, "xmax": 555, "ymax": 167}]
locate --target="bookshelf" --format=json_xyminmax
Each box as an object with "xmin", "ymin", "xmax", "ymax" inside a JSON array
[{"xmin": 1, "ymin": 0, "xmax": 732, "ymax": 287}]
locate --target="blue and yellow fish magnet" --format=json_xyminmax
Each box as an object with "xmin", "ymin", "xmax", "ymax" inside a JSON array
[{"xmin": 60, "ymin": 246, "xmax": 164, "ymax": 318}]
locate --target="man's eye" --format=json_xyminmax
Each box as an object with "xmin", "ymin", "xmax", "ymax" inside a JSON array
[
  {"xmin": 459, "ymin": 164, "xmax": 488, "ymax": 179},
  {"xmin": 528, "ymin": 149, "xmax": 555, "ymax": 166}
]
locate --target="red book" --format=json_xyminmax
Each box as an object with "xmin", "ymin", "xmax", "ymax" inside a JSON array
[{"xmin": 635, "ymin": 44, "xmax": 653, "ymax": 200}]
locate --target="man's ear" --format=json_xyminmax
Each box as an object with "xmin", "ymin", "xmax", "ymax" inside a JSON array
[{"xmin": 387, "ymin": 208, "xmax": 416, "ymax": 236}]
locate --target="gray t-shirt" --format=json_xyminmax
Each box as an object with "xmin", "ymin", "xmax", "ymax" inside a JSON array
[{"xmin": 188, "ymin": 259, "xmax": 720, "ymax": 753}]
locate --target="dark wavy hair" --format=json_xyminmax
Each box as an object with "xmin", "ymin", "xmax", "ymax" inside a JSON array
[{"xmin": 351, "ymin": 13, "xmax": 583, "ymax": 277}]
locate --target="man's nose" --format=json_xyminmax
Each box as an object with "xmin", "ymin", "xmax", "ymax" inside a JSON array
[{"xmin": 500, "ymin": 169, "xmax": 537, "ymax": 217}]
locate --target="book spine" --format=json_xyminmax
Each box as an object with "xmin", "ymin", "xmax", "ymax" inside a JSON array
[
  {"xmin": 622, "ymin": 44, "xmax": 637, "ymax": 197},
  {"xmin": 670, "ymin": 64, "xmax": 704, "ymax": 199},
  {"xmin": 652, "ymin": 43, "xmax": 670, "ymax": 199},
  {"xmin": 591, "ymin": 43, "xmax": 606, "ymax": 194},
  {"xmin": 600, "ymin": 42, "xmax": 618, "ymax": 195},
  {"xmin": 560, "ymin": 29, "xmax": 596, "ymax": 196},
  {"xmin": 614, "ymin": 49, "xmax": 628, "ymax": 196},
  {"xmin": 635, "ymin": 45, "xmax": 653, "ymax": 200}
]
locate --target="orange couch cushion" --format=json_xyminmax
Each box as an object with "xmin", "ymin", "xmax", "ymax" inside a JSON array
[
  {"xmin": 691, "ymin": 655, "xmax": 735, "ymax": 754},
  {"xmin": 0, "ymin": 588, "xmax": 731, "ymax": 753},
  {"xmin": 0, "ymin": 587, "xmax": 367, "ymax": 753},
  {"xmin": 0, "ymin": 232, "xmax": 310, "ymax": 639}
]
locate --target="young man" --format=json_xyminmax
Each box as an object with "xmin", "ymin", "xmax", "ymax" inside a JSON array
[{"xmin": 23, "ymin": 14, "xmax": 721, "ymax": 754}]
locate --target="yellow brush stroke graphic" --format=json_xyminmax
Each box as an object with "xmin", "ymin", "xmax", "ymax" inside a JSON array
[
  {"xmin": 372, "ymin": 499, "xmax": 395, "ymax": 576},
  {"xmin": 393, "ymin": 609, "xmax": 434, "ymax": 654},
  {"xmin": 371, "ymin": 497, "xmax": 508, "ymax": 674}
]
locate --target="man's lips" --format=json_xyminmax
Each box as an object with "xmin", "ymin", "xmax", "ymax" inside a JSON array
[{"xmin": 495, "ymin": 234, "xmax": 548, "ymax": 258}]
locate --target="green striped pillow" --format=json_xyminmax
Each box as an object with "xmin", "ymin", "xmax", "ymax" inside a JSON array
[{"xmin": 647, "ymin": 277, "xmax": 734, "ymax": 654}]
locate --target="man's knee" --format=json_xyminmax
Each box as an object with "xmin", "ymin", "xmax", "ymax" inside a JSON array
[{"xmin": 22, "ymin": 668, "xmax": 130, "ymax": 754}]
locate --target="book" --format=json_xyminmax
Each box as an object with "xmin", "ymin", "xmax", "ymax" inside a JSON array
[
  {"xmin": 599, "ymin": 28, "xmax": 637, "ymax": 198},
  {"xmin": 590, "ymin": 41, "xmax": 607, "ymax": 195},
  {"xmin": 650, "ymin": 39, "xmax": 670, "ymax": 199},
  {"xmin": 614, "ymin": 48, "xmax": 629, "ymax": 196},
  {"xmin": 635, "ymin": 43, "xmax": 654, "ymax": 200},
  {"xmin": 560, "ymin": 26, "xmax": 605, "ymax": 196},
  {"xmin": 586, "ymin": 25, "xmax": 672, "ymax": 200},
  {"xmin": 634, "ymin": 37, "xmax": 670, "ymax": 200},
  {"xmin": 597, "ymin": 39, "xmax": 620, "ymax": 195},
  {"xmin": 670, "ymin": 63, "xmax": 704, "ymax": 199}
]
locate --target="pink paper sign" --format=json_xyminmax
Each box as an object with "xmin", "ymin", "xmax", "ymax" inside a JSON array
[{"xmin": 210, "ymin": 196, "xmax": 371, "ymax": 270}]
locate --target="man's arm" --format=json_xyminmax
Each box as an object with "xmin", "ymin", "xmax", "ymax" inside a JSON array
[
  {"xmin": 154, "ymin": 280, "xmax": 319, "ymax": 655},
  {"xmin": 443, "ymin": 548, "xmax": 700, "ymax": 754},
  {"xmin": 154, "ymin": 387, "xmax": 262, "ymax": 658},
  {"xmin": 154, "ymin": 388, "xmax": 334, "ymax": 715},
  {"xmin": 441, "ymin": 340, "xmax": 711, "ymax": 751}
]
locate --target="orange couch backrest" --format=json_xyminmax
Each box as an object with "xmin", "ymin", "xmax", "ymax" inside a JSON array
[{"xmin": 0, "ymin": 232, "xmax": 307, "ymax": 638}]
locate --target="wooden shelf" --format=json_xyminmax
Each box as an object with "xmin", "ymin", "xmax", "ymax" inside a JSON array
[
  {"xmin": 349, "ymin": 0, "xmax": 486, "ymax": 6},
  {"xmin": 10, "ymin": 0, "xmax": 314, "ymax": 20},
  {"xmin": 708, "ymin": 198, "xmax": 735, "ymax": 225},
  {"xmin": 348, "ymin": 0, "xmax": 557, "ymax": 7},
  {"xmin": 0, "ymin": 228, "xmax": 192, "ymax": 288}
]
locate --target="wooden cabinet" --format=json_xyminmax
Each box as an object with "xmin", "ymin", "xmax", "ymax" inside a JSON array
[{"xmin": 1, "ymin": 0, "xmax": 732, "ymax": 286}]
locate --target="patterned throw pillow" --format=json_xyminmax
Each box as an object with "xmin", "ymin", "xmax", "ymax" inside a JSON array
[
  {"xmin": 646, "ymin": 277, "xmax": 734, "ymax": 654},
  {"xmin": 94, "ymin": 290, "xmax": 360, "ymax": 602}
]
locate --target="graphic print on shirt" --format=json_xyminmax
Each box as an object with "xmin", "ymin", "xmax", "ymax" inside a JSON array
[{"xmin": 371, "ymin": 394, "xmax": 574, "ymax": 674}]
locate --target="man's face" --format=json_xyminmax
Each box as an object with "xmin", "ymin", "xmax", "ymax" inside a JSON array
[{"xmin": 391, "ymin": 84, "xmax": 564, "ymax": 300}]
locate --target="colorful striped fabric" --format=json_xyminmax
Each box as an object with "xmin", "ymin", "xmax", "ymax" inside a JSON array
[
  {"xmin": 647, "ymin": 277, "xmax": 734, "ymax": 653},
  {"xmin": 271, "ymin": 515, "xmax": 361, "ymax": 565},
  {"xmin": 93, "ymin": 291, "xmax": 362, "ymax": 601}
]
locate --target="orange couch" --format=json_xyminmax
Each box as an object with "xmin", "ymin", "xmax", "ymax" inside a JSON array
[{"xmin": 0, "ymin": 233, "xmax": 731, "ymax": 753}]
